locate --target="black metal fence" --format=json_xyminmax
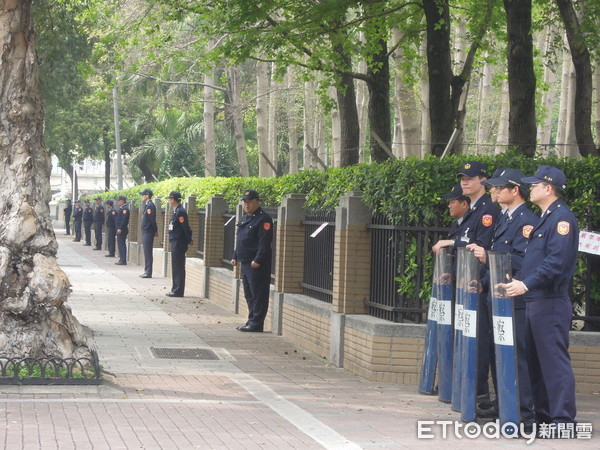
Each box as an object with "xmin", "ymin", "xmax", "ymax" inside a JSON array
[
  {"xmin": 195, "ymin": 209, "xmax": 206, "ymax": 258},
  {"xmin": 302, "ymin": 209, "xmax": 336, "ymax": 303},
  {"xmin": 367, "ymin": 213, "xmax": 449, "ymax": 323}
]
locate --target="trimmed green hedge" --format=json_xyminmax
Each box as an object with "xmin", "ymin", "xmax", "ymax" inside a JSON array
[{"xmin": 87, "ymin": 154, "xmax": 600, "ymax": 230}]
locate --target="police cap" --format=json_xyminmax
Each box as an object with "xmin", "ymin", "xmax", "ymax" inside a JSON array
[
  {"xmin": 441, "ymin": 183, "xmax": 469, "ymax": 202},
  {"xmin": 522, "ymin": 165, "xmax": 567, "ymax": 190},
  {"xmin": 457, "ymin": 161, "xmax": 487, "ymax": 178},
  {"xmin": 241, "ymin": 189, "xmax": 260, "ymax": 201},
  {"xmin": 117, "ymin": 195, "xmax": 127, "ymax": 202},
  {"xmin": 167, "ymin": 191, "xmax": 182, "ymax": 201},
  {"xmin": 484, "ymin": 168, "xmax": 526, "ymax": 188},
  {"xmin": 139, "ymin": 188, "xmax": 153, "ymax": 196},
  {"xmin": 105, "ymin": 199, "xmax": 114, "ymax": 206}
]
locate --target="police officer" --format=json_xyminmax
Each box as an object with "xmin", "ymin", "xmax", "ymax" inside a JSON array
[
  {"xmin": 468, "ymin": 169, "xmax": 538, "ymax": 424},
  {"xmin": 105, "ymin": 199, "xmax": 117, "ymax": 257},
  {"xmin": 139, "ymin": 188, "xmax": 158, "ymax": 278},
  {"xmin": 432, "ymin": 183, "xmax": 470, "ymax": 253},
  {"xmin": 502, "ymin": 166, "xmax": 578, "ymax": 426},
  {"xmin": 63, "ymin": 199, "xmax": 72, "ymax": 235},
  {"xmin": 166, "ymin": 191, "xmax": 192, "ymax": 297},
  {"xmin": 82, "ymin": 199, "xmax": 94, "ymax": 246},
  {"xmin": 93, "ymin": 197, "xmax": 105, "ymax": 250},
  {"xmin": 72, "ymin": 200, "xmax": 83, "ymax": 242},
  {"xmin": 433, "ymin": 161, "xmax": 501, "ymax": 405},
  {"xmin": 115, "ymin": 195, "xmax": 130, "ymax": 265},
  {"xmin": 231, "ymin": 189, "xmax": 274, "ymax": 332}
]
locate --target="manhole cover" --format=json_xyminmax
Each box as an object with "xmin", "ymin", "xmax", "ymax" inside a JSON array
[{"xmin": 150, "ymin": 347, "xmax": 219, "ymax": 360}]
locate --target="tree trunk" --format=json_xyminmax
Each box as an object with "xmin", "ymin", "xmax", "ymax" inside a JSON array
[
  {"xmin": 504, "ymin": 0, "xmax": 537, "ymax": 156},
  {"xmin": 268, "ymin": 63, "xmax": 278, "ymax": 174},
  {"xmin": 356, "ymin": 56, "xmax": 369, "ymax": 162},
  {"xmin": 495, "ymin": 79, "xmax": 510, "ymax": 153},
  {"xmin": 227, "ymin": 66, "xmax": 250, "ymax": 177},
  {"xmin": 366, "ymin": 38, "xmax": 392, "ymax": 162},
  {"xmin": 556, "ymin": 42, "xmax": 577, "ymax": 156},
  {"xmin": 392, "ymin": 29, "xmax": 421, "ymax": 158},
  {"xmin": 476, "ymin": 59, "xmax": 494, "ymax": 152},
  {"xmin": 555, "ymin": 0, "xmax": 598, "ymax": 156},
  {"xmin": 286, "ymin": 70, "xmax": 298, "ymax": 174},
  {"xmin": 595, "ymin": 61, "xmax": 600, "ymax": 147},
  {"xmin": 330, "ymin": 87, "xmax": 341, "ymax": 167},
  {"xmin": 564, "ymin": 47, "xmax": 579, "ymax": 157},
  {"xmin": 537, "ymin": 29, "xmax": 557, "ymax": 148},
  {"xmin": 423, "ymin": 0, "xmax": 454, "ymax": 156},
  {"xmin": 256, "ymin": 62, "xmax": 272, "ymax": 177},
  {"xmin": 0, "ymin": 0, "xmax": 89, "ymax": 358},
  {"xmin": 336, "ymin": 69, "xmax": 361, "ymax": 167},
  {"xmin": 203, "ymin": 68, "xmax": 216, "ymax": 177},
  {"xmin": 420, "ymin": 39, "xmax": 431, "ymax": 157},
  {"xmin": 303, "ymin": 80, "xmax": 316, "ymax": 169}
]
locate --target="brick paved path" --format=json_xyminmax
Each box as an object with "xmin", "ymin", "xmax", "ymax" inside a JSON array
[{"xmin": 1, "ymin": 234, "xmax": 598, "ymax": 449}]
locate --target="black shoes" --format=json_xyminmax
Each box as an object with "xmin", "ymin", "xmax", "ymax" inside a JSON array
[
  {"xmin": 140, "ymin": 273, "xmax": 152, "ymax": 278},
  {"xmin": 83, "ymin": 243, "xmax": 91, "ymax": 246},
  {"xmin": 115, "ymin": 261, "xmax": 127, "ymax": 265},
  {"xmin": 105, "ymin": 254, "xmax": 115, "ymax": 257},
  {"xmin": 166, "ymin": 292, "xmax": 183, "ymax": 297},
  {"xmin": 238, "ymin": 325, "xmax": 263, "ymax": 332},
  {"xmin": 93, "ymin": 247, "xmax": 101, "ymax": 250},
  {"xmin": 72, "ymin": 239, "xmax": 80, "ymax": 242}
]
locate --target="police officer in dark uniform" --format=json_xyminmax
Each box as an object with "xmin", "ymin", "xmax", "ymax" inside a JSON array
[
  {"xmin": 139, "ymin": 188, "xmax": 158, "ymax": 278},
  {"xmin": 72, "ymin": 200, "xmax": 83, "ymax": 242},
  {"xmin": 63, "ymin": 199, "xmax": 72, "ymax": 235},
  {"xmin": 82, "ymin": 199, "xmax": 94, "ymax": 246},
  {"xmin": 93, "ymin": 197, "xmax": 105, "ymax": 250},
  {"xmin": 115, "ymin": 195, "xmax": 130, "ymax": 265},
  {"xmin": 166, "ymin": 191, "xmax": 192, "ymax": 297},
  {"xmin": 105, "ymin": 200, "xmax": 117, "ymax": 257},
  {"xmin": 433, "ymin": 161, "xmax": 501, "ymax": 405},
  {"xmin": 468, "ymin": 169, "xmax": 538, "ymax": 424},
  {"xmin": 502, "ymin": 166, "xmax": 578, "ymax": 426},
  {"xmin": 231, "ymin": 189, "xmax": 274, "ymax": 332},
  {"xmin": 432, "ymin": 183, "xmax": 470, "ymax": 253}
]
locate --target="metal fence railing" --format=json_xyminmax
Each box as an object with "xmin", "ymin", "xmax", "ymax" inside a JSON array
[
  {"xmin": 302, "ymin": 209, "xmax": 336, "ymax": 303},
  {"xmin": 195, "ymin": 209, "xmax": 206, "ymax": 258},
  {"xmin": 367, "ymin": 213, "xmax": 449, "ymax": 323}
]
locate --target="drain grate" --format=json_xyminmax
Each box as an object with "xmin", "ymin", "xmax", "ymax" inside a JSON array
[{"xmin": 150, "ymin": 347, "xmax": 219, "ymax": 360}]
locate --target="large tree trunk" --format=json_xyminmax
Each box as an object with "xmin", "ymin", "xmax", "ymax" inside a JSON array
[
  {"xmin": 356, "ymin": 56, "xmax": 369, "ymax": 162},
  {"xmin": 303, "ymin": 80, "xmax": 316, "ymax": 169},
  {"xmin": 256, "ymin": 62, "xmax": 273, "ymax": 177},
  {"xmin": 203, "ymin": 67, "xmax": 216, "ymax": 177},
  {"xmin": 556, "ymin": 42, "xmax": 577, "ymax": 156},
  {"xmin": 495, "ymin": 79, "xmax": 510, "ymax": 153},
  {"xmin": 555, "ymin": 0, "xmax": 598, "ymax": 156},
  {"xmin": 423, "ymin": 0, "xmax": 454, "ymax": 156},
  {"xmin": 595, "ymin": 62, "xmax": 600, "ymax": 147},
  {"xmin": 0, "ymin": 0, "xmax": 89, "ymax": 358},
  {"xmin": 336, "ymin": 69, "xmax": 360, "ymax": 167},
  {"xmin": 227, "ymin": 66, "xmax": 249, "ymax": 177},
  {"xmin": 476, "ymin": 59, "xmax": 494, "ymax": 152},
  {"xmin": 504, "ymin": 0, "xmax": 537, "ymax": 156},
  {"xmin": 268, "ymin": 63, "xmax": 278, "ymax": 174},
  {"xmin": 366, "ymin": 38, "xmax": 392, "ymax": 162},
  {"xmin": 536, "ymin": 29, "xmax": 557, "ymax": 148},
  {"xmin": 286, "ymin": 70, "xmax": 298, "ymax": 174}
]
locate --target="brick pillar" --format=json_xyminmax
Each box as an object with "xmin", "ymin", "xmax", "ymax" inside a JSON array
[
  {"xmin": 129, "ymin": 208, "xmax": 139, "ymax": 243},
  {"xmin": 332, "ymin": 191, "xmax": 371, "ymax": 314},
  {"xmin": 163, "ymin": 201, "xmax": 173, "ymax": 253},
  {"xmin": 330, "ymin": 191, "xmax": 371, "ymax": 367},
  {"xmin": 203, "ymin": 194, "xmax": 227, "ymax": 268},
  {"xmin": 274, "ymin": 194, "xmax": 306, "ymax": 294},
  {"xmin": 185, "ymin": 196, "xmax": 198, "ymax": 258},
  {"xmin": 154, "ymin": 197, "xmax": 165, "ymax": 248}
]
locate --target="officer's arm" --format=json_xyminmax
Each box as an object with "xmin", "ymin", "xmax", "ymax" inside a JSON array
[
  {"xmin": 150, "ymin": 205, "xmax": 159, "ymax": 234},
  {"xmin": 253, "ymin": 219, "xmax": 274, "ymax": 265},
  {"xmin": 522, "ymin": 218, "xmax": 577, "ymax": 291},
  {"xmin": 122, "ymin": 209, "xmax": 130, "ymax": 228},
  {"xmin": 511, "ymin": 219, "xmax": 538, "ymax": 277},
  {"xmin": 473, "ymin": 211, "xmax": 497, "ymax": 249}
]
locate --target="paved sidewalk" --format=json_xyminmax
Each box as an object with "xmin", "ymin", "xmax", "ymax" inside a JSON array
[{"xmin": 1, "ymin": 233, "xmax": 598, "ymax": 449}]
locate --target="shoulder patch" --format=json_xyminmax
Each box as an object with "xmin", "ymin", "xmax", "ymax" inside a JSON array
[
  {"xmin": 179, "ymin": 216, "xmax": 185, "ymax": 223},
  {"xmin": 147, "ymin": 209, "xmax": 152, "ymax": 214},
  {"xmin": 482, "ymin": 214, "xmax": 493, "ymax": 227},
  {"xmin": 112, "ymin": 211, "xmax": 116, "ymax": 215},
  {"xmin": 123, "ymin": 209, "xmax": 128, "ymax": 214},
  {"xmin": 263, "ymin": 222, "xmax": 271, "ymax": 230},
  {"xmin": 557, "ymin": 221, "xmax": 570, "ymax": 236},
  {"xmin": 522, "ymin": 225, "xmax": 534, "ymax": 238}
]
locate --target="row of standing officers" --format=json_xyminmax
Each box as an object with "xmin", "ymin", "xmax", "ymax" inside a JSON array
[
  {"xmin": 65, "ymin": 190, "xmax": 193, "ymax": 298},
  {"xmin": 432, "ymin": 161, "xmax": 578, "ymax": 429}
]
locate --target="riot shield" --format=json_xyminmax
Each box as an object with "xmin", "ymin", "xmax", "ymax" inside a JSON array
[
  {"xmin": 436, "ymin": 248, "xmax": 454, "ymax": 403},
  {"xmin": 418, "ymin": 247, "xmax": 441, "ymax": 395},
  {"xmin": 489, "ymin": 251, "xmax": 519, "ymax": 431},
  {"xmin": 460, "ymin": 249, "xmax": 479, "ymax": 422},
  {"xmin": 451, "ymin": 247, "xmax": 467, "ymax": 412}
]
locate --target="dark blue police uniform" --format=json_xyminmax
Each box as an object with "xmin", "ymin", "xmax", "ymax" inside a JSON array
[
  {"xmin": 168, "ymin": 201, "xmax": 192, "ymax": 296},
  {"xmin": 455, "ymin": 193, "xmax": 500, "ymax": 399},
  {"xmin": 481, "ymin": 201, "xmax": 538, "ymax": 423},
  {"xmin": 141, "ymin": 197, "xmax": 158, "ymax": 277},
  {"xmin": 83, "ymin": 203, "xmax": 94, "ymax": 245},
  {"xmin": 93, "ymin": 202, "xmax": 105, "ymax": 250},
  {"xmin": 233, "ymin": 206, "xmax": 273, "ymax": 331},
  {"xmin": 520, "ymin": 198, "xmax": 578, "ymax": 423},
  {"xmin": 115, "ymin": 202, "xmax": 130, "ymax": 264},
  {"xmin": 72, "ymin": 203, "xmax": 83, "ymax": 242},
  {"xmin": 64, "ymin": 202, "xmax": 72, "ymax": 235},
  {"xmin": 105, "ymin": 204, "xmax": 117, "ymax": 257}
]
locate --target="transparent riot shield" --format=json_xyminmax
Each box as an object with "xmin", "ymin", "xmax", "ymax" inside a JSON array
[
  {"xmin": 460, "ymin": 249, "xmax": 479, "ymax": 422},
  {"xmin": 489, "ymin": 251, "xmax": 519, "ymax": 432},
  {"xmin": 451, "ymin": 247, "xmax": 467, "ymax": 412},
  {"xmin": 418, "ymin": 248, "xmax": 441, "ymax": 395},
  {"xmin": 436, "ymin": 248, "xmax": 454, "ymax": 403}
]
